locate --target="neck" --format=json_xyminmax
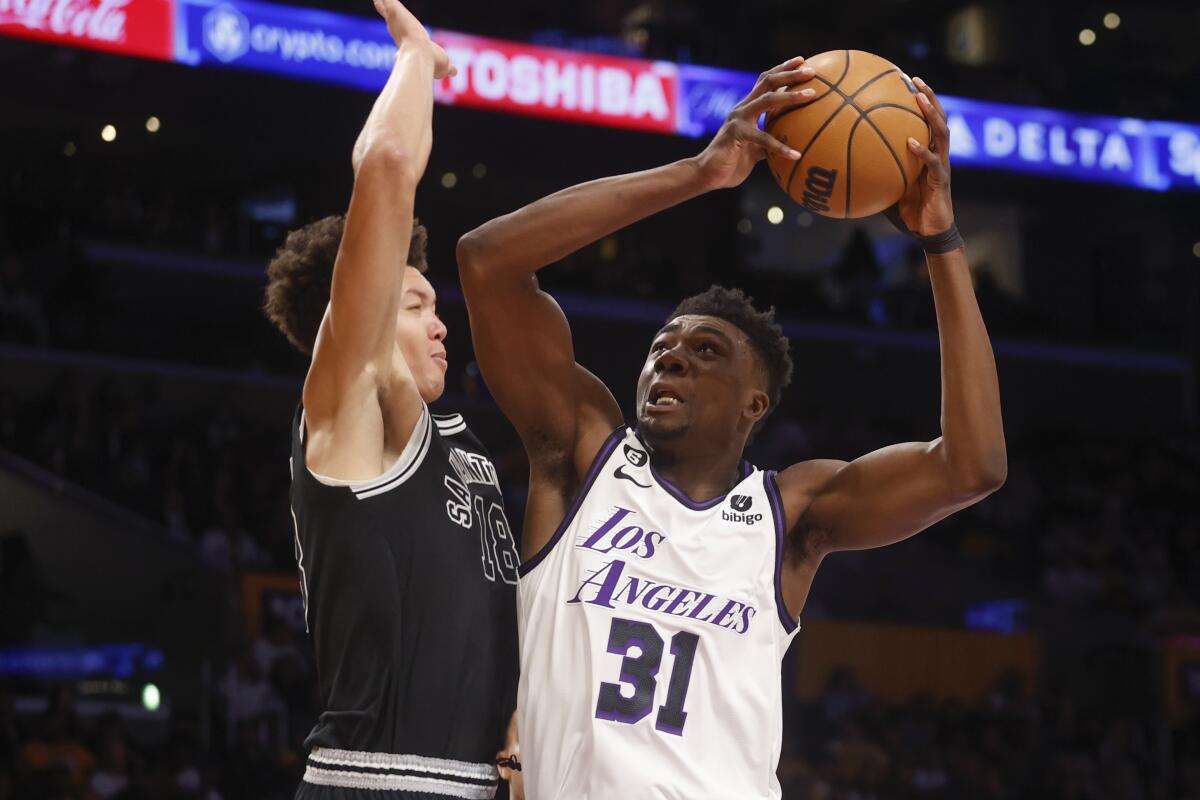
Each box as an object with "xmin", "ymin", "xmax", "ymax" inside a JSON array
[{"xmin": 644, "ymin": 435, "xmax": 745, "ymax": 504}]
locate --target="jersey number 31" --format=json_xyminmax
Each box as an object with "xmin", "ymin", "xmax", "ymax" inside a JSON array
[{"xmin": 595, "ymin": 617, "xmax": 699, "ymax": 736}]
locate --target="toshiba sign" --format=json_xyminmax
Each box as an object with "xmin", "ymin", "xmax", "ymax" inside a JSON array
[{"xmin": 433, "ymin": 30, "xmax": 678, "ymax": 134}]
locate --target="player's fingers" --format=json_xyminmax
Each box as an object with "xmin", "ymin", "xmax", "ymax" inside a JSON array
[
  {"xmin": 739, "ymin": 120, "xmax": 801, "ymax": 161},
  {"xmin": 757, "ymin": 66, "xmax": 817, "ymax": 94},
  {"xmin": 372, "ymin": 0, "xmax": 388, "ymax": 19},
  {"xmin": 907, "ymin": 137, "xmax": 944, "ymax": 174},
  {"xmin": 746, "ymin": 57, "xmax": 807, "ymax": 101},
  {"xmin": 914, "ymin": 93, "xmax": 949, "ymax": 155},
  {"xmin": 740, "ymin": 86, "xmax": 816, "ymax": 119},
  {"xmin": 912, "ymin": 77, "xmax": 947, "ymax": 121},
  {"xmin": 765, "ymin": 55, "xmax": 807, "ymax": 75}
]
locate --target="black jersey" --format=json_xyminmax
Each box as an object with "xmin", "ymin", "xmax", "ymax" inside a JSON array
[{"xmin": 289, "ymin": 403, "xmax": 519, "ymax": 772}]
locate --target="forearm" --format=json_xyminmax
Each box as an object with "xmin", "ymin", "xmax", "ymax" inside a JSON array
[
  {"xmin": 928, "ymin": 247, "xmax": 1007, "ymax": 491},
  {"xmin": 458, "ymin": 158, "xmax": 709, "ymax": 278},
  {"xmin": 352, "ymin": 46, "xmax": 435, "ymax": 176}
]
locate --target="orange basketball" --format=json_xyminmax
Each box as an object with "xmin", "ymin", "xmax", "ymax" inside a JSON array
[{"xmin": 765, "ymin": 50, "xmax": 930, "ymax": 219}]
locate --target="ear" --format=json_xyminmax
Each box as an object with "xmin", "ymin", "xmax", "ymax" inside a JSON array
[{"xmin": 745, "ymin": 388, "xmax": 770, "ymax": 426}]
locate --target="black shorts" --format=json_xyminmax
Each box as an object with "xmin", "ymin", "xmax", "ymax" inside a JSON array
[{"xmin": 294, "ymin": 748, "xmax": 500, "ymax": 800}]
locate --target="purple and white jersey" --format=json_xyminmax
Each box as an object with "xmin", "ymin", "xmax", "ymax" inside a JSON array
[{"xmin": 516, "ymin": 427, "xmax": 800, "ymax": 800}]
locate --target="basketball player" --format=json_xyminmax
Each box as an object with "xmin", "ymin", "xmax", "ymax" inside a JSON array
[
  {"xmin": 262, "ymin": 1, "xmax": 520, "ymax": 797},
  {"xmin": 456, "ymin": 57, "xmax": 1005, "ymax": 798}
]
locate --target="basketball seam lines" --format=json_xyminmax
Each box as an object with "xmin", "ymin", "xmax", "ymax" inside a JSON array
[
  {"xmin": 784, "ymin": 65, "xmax": 913, "ymax": 215},
  {"xmin": 845, "ymin": 115, "xmax": 856, "ymax": 216},
  {"xmin": 859, "ymin": 101, "xmax": 926, "ymax": 121},
  {"xmin": 860, "ymin": 101, "xmax": 931, "ymax": 193},
  {"xmin": 766, "ymin": 51, "xmax": 856, "ymax": 130},
  {"xmin": 862, "ymin": 113, "xmax": 910, "ymax": 201},
  {"xmin": 835, "ymin": 50, "xmax": 851, "ymax": 88},
  {"xmin": 784, "ymin": 103, "xmax": 849, "ymax": 200}
]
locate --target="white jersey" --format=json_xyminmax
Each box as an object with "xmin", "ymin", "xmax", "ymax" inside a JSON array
[{"xmin": 516, "ymin": 427, "xmax": 800, "ymax": 800}]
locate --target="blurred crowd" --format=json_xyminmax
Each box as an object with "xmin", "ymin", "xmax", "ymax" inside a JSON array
[
  {"xmin": 778, "ymin": 667, "xmax": 1200, "ymax": 800},
  {"xmin": 5, "ymin": 663, "xmax": 1198, "ymax": 799}
]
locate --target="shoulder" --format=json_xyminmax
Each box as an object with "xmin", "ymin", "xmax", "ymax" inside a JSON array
[
  {"xmin": 774, "ymin": 458, "xmax": 848, "ymax": 558},
  {"xmin": 776, "ymin": 458, "xmax": 846, "ymax": 499}
]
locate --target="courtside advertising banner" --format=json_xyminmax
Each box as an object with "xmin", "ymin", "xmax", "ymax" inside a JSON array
[
  {"xmin": 432, "ymin": 28, "xmax": 677, "ymax": 135},
  {"xmin": 0, "ymin": 0, "xmax": 173, "ymax": 60},
  {"xmin": 177, "ymin": 0, "xmax": 397, "ymax": 90},
  {"xmin": 1, "ymin": 0, "xmax": 1197, "ymax": 191}
]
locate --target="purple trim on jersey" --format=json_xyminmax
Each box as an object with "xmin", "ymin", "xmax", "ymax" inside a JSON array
[
  {"xmin": 517, "ymin": 427, "xmax": 625, "ymax": 578},
  {"xmin": 739, "ymin": 460, "xmax": 752, "ymax": 480},
  {"xmin": 764, "ymin": 470, "xmax": 800, "ymax": 634},
  {"xmin": 631, "ymin": 430, "xmax": 733, "ymax": 511}
]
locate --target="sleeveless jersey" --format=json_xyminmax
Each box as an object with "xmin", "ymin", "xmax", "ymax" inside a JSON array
[
  {"xmin": 289, "ymin": 404, "xmax": 519, "ymax": 796},
  {"xmin": 516, "ymin": 427, "xmax": 800, "ymax": 800}
]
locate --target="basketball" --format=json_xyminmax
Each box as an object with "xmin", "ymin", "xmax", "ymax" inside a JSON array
[{"xmin": 765, "ymin": 50, "xmax": 930, "ymax": 219}]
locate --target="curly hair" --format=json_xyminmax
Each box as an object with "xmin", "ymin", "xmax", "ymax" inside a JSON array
[
  {"xmin": 263, "ymin": 215, "xmax": 428, "ymax": 355},
  {"xmin": 667, "ymin": 285, "xmax": 793, "ymax": 419}
]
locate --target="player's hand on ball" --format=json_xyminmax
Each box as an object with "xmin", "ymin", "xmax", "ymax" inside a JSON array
[
  {"xmin": 372, "ymin": 0, "xmax": 456, "ymax": 80},
  {"xmin": 894, "ymin": 77, "xmax": 954, "ymax": 236},
  {"xmin": 693, "ymin": 56, "xmax": 818, "ymax": 190}
]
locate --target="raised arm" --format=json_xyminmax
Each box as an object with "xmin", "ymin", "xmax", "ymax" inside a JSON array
[
  {"xmin": 778, "ymin": 78, "xmax": 1007, "ymax": 611},
  {"xmin": 457, "ymin": 58, "xmax": 817, "ymax": 493},
  {"xmin": 302, "ymin": 0, "xmax": 452, "ymax": 478}
]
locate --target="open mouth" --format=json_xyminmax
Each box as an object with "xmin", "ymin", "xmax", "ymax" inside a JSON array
[{"xmin": 647, "ymin": 388, "xmax": 685, "ymax": 409}]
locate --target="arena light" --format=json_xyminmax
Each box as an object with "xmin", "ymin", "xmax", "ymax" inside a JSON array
[
  {"xmin": 145, "ymin": 115, "xmax": 161, "ymax": 133},
  {"xmin": 63, "ymin": 142, "xmax": 77, "ymax": 157},
  {"xmin": 141, "ymin": 683, "xmax": 161, "ymax": 711},
  {"xmin": 766, "ymin": 206, "xmax": 784, "ymax": 225},
  {"xmin": 472, "ymin": 163, "xmax": 487, "ymax": 179},
  {"xmin": 796, "ymin": 212, "xmax": 814, "ymax": 228},
  {"xmin": 101, "ymin": 124, "xmax": 117, "ymax": 142},
  {"xmin": 1192, "ymin": 242, "xmax": 1200, "ymax": 259},
  {"xmin": 1103, "ymin": 12, "xmax": 1121, "ymax": 30},
  {"xmin": 1078, "ymin": 28, "xmax": 1097, "ymax": 46},
  {"xmin": 441, "ymin": 172, "xmax": 458, "ymax": 189},
  {"xmin": 736, "ymin": 218, "xmax": 752, "ymax": 234}
]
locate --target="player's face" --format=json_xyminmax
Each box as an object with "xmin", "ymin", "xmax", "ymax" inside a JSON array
[
  {"xmin": 636, "ymin": 315, "xmax": 769, "ymax": 446},
  {"xmin": 395, "ymin": 267, "xmax": 448, "ymax": 403}
]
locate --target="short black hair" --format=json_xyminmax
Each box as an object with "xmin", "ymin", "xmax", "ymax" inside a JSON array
[
  {"xmin": 263, "ymin": 215, "xmax": 428, "ymax": 355},
  {"xmin": 667, "ymin": 285, "xmax": 793, "ymax": 421}
]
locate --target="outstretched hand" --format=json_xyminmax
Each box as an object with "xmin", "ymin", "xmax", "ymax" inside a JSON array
[
  {"xmin": 372, "ymin": 0, "xmax": 456, "ymax": 80},
  {"xmin": 892, "ymin": 77, "xmax": 955, "ymax": 236},
  {"xmin": 693, "ymin": 56, "xmax": 818, "ymax": 190}
]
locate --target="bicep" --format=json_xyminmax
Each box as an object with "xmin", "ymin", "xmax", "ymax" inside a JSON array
[
  {"xmin": 458, "ymin": 259, "xmax": 621, "ymax": 465},
  {"xmin": 796, "ymin": 439, "xmax": 977, "ymax": 553}
]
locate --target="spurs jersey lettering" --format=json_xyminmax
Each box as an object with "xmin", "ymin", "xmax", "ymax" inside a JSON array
[
  {"xmin": 516, "ymin": 428, "xmax": 799, "ymax": 800},
  {"xmin": 289, "ymin": 404, "xmax": 518, "ymax": 794}
]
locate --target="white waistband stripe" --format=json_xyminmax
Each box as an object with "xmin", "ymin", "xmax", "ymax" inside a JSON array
[
  {"xmin": 303, "ymin": 766, "xmax": 495, "ymax": 798},
  {"xmin": 308, "ymin": 748, "xmax": 497, "ymax": 780},
  {"xmin": 303, "ymin": 749, "xmax": 497, "ymax": 798}
]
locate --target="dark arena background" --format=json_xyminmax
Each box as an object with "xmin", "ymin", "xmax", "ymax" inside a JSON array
[{"xmin": 2, "ymin": 0, "xmax": 1200, "ymax": 797}]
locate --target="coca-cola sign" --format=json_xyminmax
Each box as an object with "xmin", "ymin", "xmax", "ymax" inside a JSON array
[{"xmin": 0, "ymin": 0, "xmax": 173, "ymax": 60}]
